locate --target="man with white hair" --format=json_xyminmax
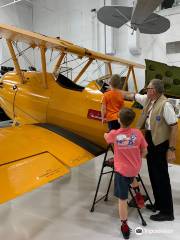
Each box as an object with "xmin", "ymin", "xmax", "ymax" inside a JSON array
[{"xmin": 122, "ymin": 78, "xmax": 178, "ymax": 221}]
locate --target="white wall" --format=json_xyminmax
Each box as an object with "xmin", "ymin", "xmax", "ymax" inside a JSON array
[
  {"xmin": 33, "ymin": 0, "xmax": 103, "ymax": 48},
  {"xmin": 157, "ymin": 6, "xmax": 180, "ymax": 66},
  {"xmin": 0, "ymin": 1, "xmax": 32, "ymax": 28},
  {"xmin": 32, "ymin": 0, "xmax": 108, "ymax": 82},
  {"xmin": 0, "ymin": 1, "xmax": 33, "ymax": 69}
]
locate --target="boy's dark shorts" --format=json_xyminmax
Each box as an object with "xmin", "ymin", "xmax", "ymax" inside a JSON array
[{"xmin": 114, "ymin": 172, "xmax": 134, "ymax": 200}]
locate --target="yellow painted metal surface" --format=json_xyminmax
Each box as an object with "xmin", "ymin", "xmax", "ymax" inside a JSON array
[
  {"xmin": 0, "ymin": 125, "xmax": 94, "ymax": 167},
  {"xmin": 0, "ymin": 72, "xmax": 51, "ymax": 124},
  {"xmin": 47, "ymin": 78, "xmax": 107, "ymax": 147},
  {"xmin": 0, "ymin": 124, "xmax": 94, "ymax": 202},
  {"xmin": 0, "ymin": 152, "xmax": 69, "ymax": 204},
  {"xmin": 0, "ymin": 73, "xmax": 18, "ymax": 120},
  {"xmin": 6, "ymin": 39, "xmax": 24, "ymax": 84}
]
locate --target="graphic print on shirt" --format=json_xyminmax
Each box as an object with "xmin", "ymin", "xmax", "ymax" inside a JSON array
[{"xmin": 116, "ymin": 133, "xmax": 137, "ymax": 146}]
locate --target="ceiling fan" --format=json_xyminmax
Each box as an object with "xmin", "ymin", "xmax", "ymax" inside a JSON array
[{"xmin": 97, "ymin": 0, "xmax": 170, "ymax": 34}]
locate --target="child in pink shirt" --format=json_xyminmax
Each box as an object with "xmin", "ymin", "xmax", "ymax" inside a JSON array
[{"xmin": 104, "ymin": 108, "xmax": 147, "ymax": 239}]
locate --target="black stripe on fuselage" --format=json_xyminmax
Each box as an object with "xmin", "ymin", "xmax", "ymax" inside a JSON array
[{"xmin": 36, "ymin": 123, "xmax": 106, "ymax": 156}]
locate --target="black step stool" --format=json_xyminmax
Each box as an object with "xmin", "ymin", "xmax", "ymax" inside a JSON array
[{"xmin": 90, "ymin": 145, "xmax": 154, "ymax": 226}]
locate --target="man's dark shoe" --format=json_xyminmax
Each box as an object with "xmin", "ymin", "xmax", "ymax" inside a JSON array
[
  {"xmin": 150, "ymin": 212, "xmax": 174, "ymax": 221},
  {"xmin": 121, "ymin": 223, "xmax": 131, "ymax": 239},
  {"xmin": 145, "ymin": 203, "xmax": 157, "ymax": 212}
]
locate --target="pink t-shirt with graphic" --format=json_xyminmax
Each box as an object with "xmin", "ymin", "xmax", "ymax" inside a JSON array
[{"xmin": 105, "ymin": 128, "xmax": 148, "ymax": 177}]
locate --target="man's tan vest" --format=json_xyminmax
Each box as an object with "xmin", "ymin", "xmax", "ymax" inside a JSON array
[{"xmin": 137, "ymin": 95, "xmax": 170, "ymax": 146}]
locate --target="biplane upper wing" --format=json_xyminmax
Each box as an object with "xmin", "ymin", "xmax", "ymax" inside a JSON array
[
  {"xmin": 0, "ymin": 23, "xmax": 144, "ymax": 68},
  {"xmin": 0, "ymin": 123, "xmax": 103, "ymax": 203}
]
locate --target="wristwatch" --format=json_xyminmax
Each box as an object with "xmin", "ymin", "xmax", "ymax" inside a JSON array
[{"xmin": 168, "ymin": 146, "xmax": 176, "ymax": 151}]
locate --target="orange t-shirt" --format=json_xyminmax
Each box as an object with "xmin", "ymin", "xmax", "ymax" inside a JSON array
[{"xmin": 102, "ymin": 90, "xmax": 124, "ymax": 121}]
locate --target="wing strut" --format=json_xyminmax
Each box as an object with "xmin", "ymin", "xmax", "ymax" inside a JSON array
[
  {"xmin": 6, "ymin": 39, "xmax": 24, "ymax": 83},
  {"xmin": 107, "ymin": 63, "xmax": 112, "ymax": 76},
  {"xmin": 74, "ymin": 58, "xmax": 93, "ymax": 83},
  {"xmin": 123, "ymin": 65, "xmax": 138, "ymax": 92},
  {"xmin": 40, "ymin": 46, "xmax": 47, "ymax": 88},
  {"xmin": 131, "ymin": 66, "xmax": 138, "ymax": 92},
  {"xmin": 52, "ymin": 52, "xmax": 66, "ymax": 76}
]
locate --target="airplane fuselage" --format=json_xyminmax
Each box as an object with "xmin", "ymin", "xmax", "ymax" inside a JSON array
[
  {"xmin": 0, "ymin": 71, "xmax": 179, "ymax": 165},
  {"xmin": 0, "ymin": 72, "xmax": 108, "ymax": 147}
]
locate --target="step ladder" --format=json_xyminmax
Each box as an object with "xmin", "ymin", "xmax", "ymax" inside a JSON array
[{"xmin": 90, "ymin": 145, "xmax": 154, "ymax": 226}]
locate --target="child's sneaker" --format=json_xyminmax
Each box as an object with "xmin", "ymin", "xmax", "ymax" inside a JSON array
[
  {"xmin": 121, "ymin": 223, "xmax": 131, "ymax": 239},
  {"xmin": 134, "ymin": 192, "xmax": 145, "ymax": 208}
]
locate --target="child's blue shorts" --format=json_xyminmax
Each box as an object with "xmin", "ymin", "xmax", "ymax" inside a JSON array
[{"xmin": 114, "ymin": 172, "xmax": 134, "ymax": 200}]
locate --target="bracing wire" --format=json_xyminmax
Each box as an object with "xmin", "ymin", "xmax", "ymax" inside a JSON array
[
  {"xmin": 1, "ymin": 40, "xmax": 128, "ymax": 85},
  {"xmin": 46, "ymin": 51, "xmax": 61, "ymax": 66},
  {"xmin": 62, "ymin": 55, "xmax": 80, "ymax": 65},
  {"xmin": 119, "ymin": 67, "xmax": 128, "ymax": 76},
  {"xmin": 0, "ymin": 44, "xmax": 32, "ymax": 66},
  {"xmin": 13, "ymin": 41, "xmax": 33, "ymax": 67},
  {"xmin": 61, "ymin": 58, "xmax": 89, "ymax": 74},
  {"xmin": 93, "ymin": 60, "xmax": 104, "ymax": 76}
]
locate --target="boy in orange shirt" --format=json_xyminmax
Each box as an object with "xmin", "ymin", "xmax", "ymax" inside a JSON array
[{"xmin": 101, "ymin": 74, "xmax": 124, "ymax": 130}]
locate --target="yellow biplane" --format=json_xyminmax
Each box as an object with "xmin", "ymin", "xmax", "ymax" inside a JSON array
[{"xmin": 0, "ymin": 24, "xmax": 179, "ymax": 204}]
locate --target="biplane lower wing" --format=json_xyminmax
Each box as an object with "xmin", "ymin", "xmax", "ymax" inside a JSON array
[{"xmin": 0, "ymin": 124, "xmax": 101, "ymax": 203}]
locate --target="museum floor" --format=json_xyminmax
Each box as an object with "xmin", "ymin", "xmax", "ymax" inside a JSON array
[{"xmin": 0, "ymin": 154, "xmax": 179, "ymax": 240}]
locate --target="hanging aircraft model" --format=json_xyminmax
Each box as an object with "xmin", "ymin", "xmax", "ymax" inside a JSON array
[
  {"xmin": 97, "ymin": 0, "xmax": 170, "ymax": 34},
  {"xmin": 0, "ymin": 23, "xmax": 179, "ymax": 204}
]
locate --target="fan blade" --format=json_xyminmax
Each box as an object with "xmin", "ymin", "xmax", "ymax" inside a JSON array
[
  {"xmin": 97, "ymin": 6, "xmax": 133, "ymax": 28},
  {"xmin": 138, "ymin": 13, "xmax": 170, "ymax": 34},
  {"xmin": 131, "ymin": 0, "xmax": 164, "ymax": 26}
]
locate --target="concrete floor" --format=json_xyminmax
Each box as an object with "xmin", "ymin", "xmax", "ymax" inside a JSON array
[{"xmin": 0, "ymin": 154, "xmax": 179, "ymax": 240}]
